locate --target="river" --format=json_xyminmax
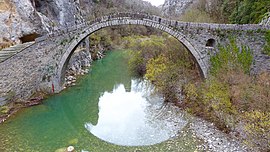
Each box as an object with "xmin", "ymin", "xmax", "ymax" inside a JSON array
[{"xmin": 0, "ymin": 50, "xmax": 202, "ymax": 151}]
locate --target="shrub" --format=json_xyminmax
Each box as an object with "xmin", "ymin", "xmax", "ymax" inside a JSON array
[
  {"xmin": 263, "ymin": 30, "xmax": 270, "ymax": 56},
  {"xmin": 145, "ymin": 55, "xmax": 167, "ymax": 83},
  {"xmin": 242, "ymin": 110, "xmax": 270, "ymax": 151},
  {"xmin": 228, "ymin": 0, "xmax": 270, "ymax": 24},
  {"xmin": 128, "ymin": 50, "xmax": 145, "ymax": 76},
  {"xmin": 180, "ymin": 8, "xmax": 215, "ymax": 23},
  {"xmin": 0, "ymin": 106, "xmax": 10, "ymax": 114},
  {"xmin": 210, "ymin": 39, "xmax": 253, "ymax": 75},
  {"xmin": 123, "ymin": 34, "xmax": 199, "ymax": 102}
]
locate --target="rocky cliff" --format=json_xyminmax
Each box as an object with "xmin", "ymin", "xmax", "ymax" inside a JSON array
[
  {"xmin": 161, "ymin": 0, "xmax": 195, "ymax": 17},
  {"xmin": 0, "ymin": 0, "xmax": 83, "ymax": 44},
  {"xmin": 0, "ymin": 0, "xmax": 40, "ymax": 44},
  {"xmin": 0, "ymin": 0, "xmax": 159, "ymax": 45}
]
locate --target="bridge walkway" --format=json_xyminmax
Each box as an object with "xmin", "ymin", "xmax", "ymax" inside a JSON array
[{"xmin": 0, "ymin": 42, "xmax": 35, "ymax": 63}]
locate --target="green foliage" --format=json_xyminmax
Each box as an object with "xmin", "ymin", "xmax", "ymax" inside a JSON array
[
  {"xmin": 6, "ymin": 91, "xmax": 15, "ymax": 101},
  {"xmin": 145, "ymin": 55, "xmax": 179, "ymax": 102},
  {"xmin": 90, "ymin": 30, "xmax": 113, "ymax": 48},
  {"xmin": 88, "ymin": 29, "xmax": 113, "ymax": 60},
  {"xmin": 183, "ymin": 43, "xmax": 269, "ymax": 149},
  {"xmin": 243, "ymin": 110, "xmax": 270, "ymax": 149},
  {"xmin": 93, "ymin": 0, "xmax": 100, "ymax": 3},
  {"xmin": 223, "ymin": 0, "xmax": 270, "ymax": 24},
  {"xmin": 124, "ymin": 35, "xmax": 166, "ymax": 76},
  {"xmin": 128, "ymin": 50, "xmax": 145, "ymax": 76},
  {"xmin": 184, "ymin": 83, "xmax": 198, "ymax": 101},
  {"xmin": 263, "ymin": 44, "xmax": 270, "ymax": 56},
  {"xmin": 123, "ymin": 34, "xmax": 199, "ymax": 102},
  {"xmin": 184, "ymin": 78, "xmax": 237, "ymax": 130},
  {"xmin": 89, "ymin": 34, "xmax": 101, "ymax": 45},
  {"xmin": 202, "ymin": 79, "xmax": 235, "ymax": 114},
  {"xmin": 0, "ymin": 106, "xmax": 9, "ymax": 114},
  {"xmin": 210, "ymin": 39, "xmax": 253, "ymax": 75},
  {"xmin": 60, "ymin": 39, "xmax": 68, "ymax": 45},
  {"xmin": 187, "ymin": 0, "xmax": 270, "ymax": 24},
  {"xmin": 180, "ymin": 9, "xmax": 215, "ymax": 23},
  {"xmin": 263, "ymin": 30, "xmax": 270, "ymax": 56},
  {"xmin": 122, "ymin": 32, "xmax": 269, "ymax": 150},
  {"xmin": 244, "ymin": 111, "xmax": 270, "ymax": 134},
  {"xmin": 145, "ymin": 55, "xmax": 167, "ymax": 82},
  {"xmin": 265, "ymin": 30, "xmax": 270, "ymax": 42}
]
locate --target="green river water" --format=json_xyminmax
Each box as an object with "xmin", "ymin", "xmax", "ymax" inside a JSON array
[{"xmin": 0, "ymin": 50, "xmax": 201, "ymax": 152}]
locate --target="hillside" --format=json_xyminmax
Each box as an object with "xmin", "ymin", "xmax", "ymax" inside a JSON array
[{"xmin": 162, "ymin": 0, "xmax": 270, "ymax": 24}]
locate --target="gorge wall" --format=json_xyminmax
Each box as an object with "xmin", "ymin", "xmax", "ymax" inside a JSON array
[
  {"xmin": 0, "ymin": 0, "xmax": 158, "ymax": 45},
  {"xmin": 0, "ymin": 0, "xmax": 83, "ymax": 44},
  {"xmin": 161, "ymin": 0, "xmax": 195, "ymax": 17}
]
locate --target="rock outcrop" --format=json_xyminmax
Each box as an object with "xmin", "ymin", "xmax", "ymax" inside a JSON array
[
  {"xmin": 0, "ymin": 0, "xmax": 84, "ymax": 44},
  {"xmin": 161, "ymin": 0, "xmax": 195, "ymax": 17},
  {"xmin": 66, "ymin": 48, "xmax": 91, "ymax": 76},
  {"xmin": 0, "ymin": 0, "xmax": 40, "ymax": 44},
  {"xmin": 65, "ymin": 48, "xmax": 91, "ymax": 87},
  {"xmin": 0, "ymin": 0, "xmax": 159, "ymax": 45}
]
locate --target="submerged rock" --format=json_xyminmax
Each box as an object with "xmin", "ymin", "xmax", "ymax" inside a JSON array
[
  {"xmin": 68, "ymin": 138, "xmax": 78, "ymax": 145},
  {"xmin": 67, "ymin": 146, "xmax": 75, "ymax": 152}
]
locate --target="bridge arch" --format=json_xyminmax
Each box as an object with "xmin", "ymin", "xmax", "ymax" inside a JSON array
[{"xmin": 54, "ymin": 14, "xmax": 208, "ymax": 91}]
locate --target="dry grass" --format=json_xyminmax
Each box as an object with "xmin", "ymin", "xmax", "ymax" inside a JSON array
[
  {"xmin": 179, "ymin": 9, "xmax": 215, "ymax": 23},
  {"xmin": 0, "ymin": 38, "xmax": 14, "ymax": 50},
  {"xmin": 0, "ymin": 42, "xmax": 13, "ymax": 50}
]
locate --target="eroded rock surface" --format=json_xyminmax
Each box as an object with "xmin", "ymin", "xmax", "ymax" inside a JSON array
[{"xmin": 161, "ymin": 0, "xmax": 195, "ymax": 17}]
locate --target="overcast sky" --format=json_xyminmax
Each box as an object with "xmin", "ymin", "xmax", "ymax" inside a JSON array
[{"xmin": 144, "ymin": 0, "xmax": 165, "ymax": 6}]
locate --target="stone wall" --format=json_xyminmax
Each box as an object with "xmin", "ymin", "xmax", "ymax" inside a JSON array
[{"xmin": 0, "ymin": 35, "xmax": 67, "ymax": 103}]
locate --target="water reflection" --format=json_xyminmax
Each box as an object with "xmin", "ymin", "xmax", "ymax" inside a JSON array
[{"xmin": 85, "ymin": 80, "xmax": 187, "ymax": 146}]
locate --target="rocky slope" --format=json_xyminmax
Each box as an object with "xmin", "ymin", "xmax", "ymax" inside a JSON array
[
  {"xmin": 0, "ymin": 0, "xmax": 40, "ymax": 44},
  {"xmin": 161, "ymin": 0, "xmax": 195, "ymax": 17},
  {"xmin": 0, "ymin": 0, "xmax": 83, "ymax": 45}
]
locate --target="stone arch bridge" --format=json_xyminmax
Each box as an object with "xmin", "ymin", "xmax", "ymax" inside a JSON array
[{"xmin": 0, "ymin": 13, "xmax": 269, "ymax": 102}]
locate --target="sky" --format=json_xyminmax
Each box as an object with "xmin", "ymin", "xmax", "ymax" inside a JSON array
[{"xmin": 144, "ymin": 0, "xmax": 165, "ymax": 7}]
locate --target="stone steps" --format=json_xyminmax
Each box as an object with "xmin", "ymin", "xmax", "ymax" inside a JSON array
[
  {"xmin": 0, "ymin": 42, "xmax": 35, "ymax": 63},
  {"xmin": 2, "ymin": 47, "xmax": 24, "ymax": 51},
  {"xmin": 0, "ymin": 50, "xmax": 15, "ymax": 54},
  {"xmin": 0, "ymin": 56, "xmax": 12, "ymax": 62},
  {"xmin": 0, "ymin": 53, "xmax": 13, "ymax": 56}
]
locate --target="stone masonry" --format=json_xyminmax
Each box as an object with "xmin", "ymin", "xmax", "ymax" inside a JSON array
[{"xmin": 0, "ymin": 12, "xmax": 269, "ymax": 104}]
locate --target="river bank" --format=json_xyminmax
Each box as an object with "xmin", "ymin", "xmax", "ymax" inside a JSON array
[
  {"xmin": 122, "ymin": 34, "xmax": 269, "ymax": 151},
  {"xmin": 0, "ymin": 94, "xmax": 44, "ymax": 124},
  {"xmin": 0, "ymin": 44, "xmax": 106, "ymax": 124},
  {"xmin": 0, "ymin": 50, "xmax": 256, "ymax": 151}
]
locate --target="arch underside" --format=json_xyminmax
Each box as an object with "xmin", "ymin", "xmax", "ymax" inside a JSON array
[{"xmin": 55, "ymin": 19, "xmax": 208, "ymax": 91}]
